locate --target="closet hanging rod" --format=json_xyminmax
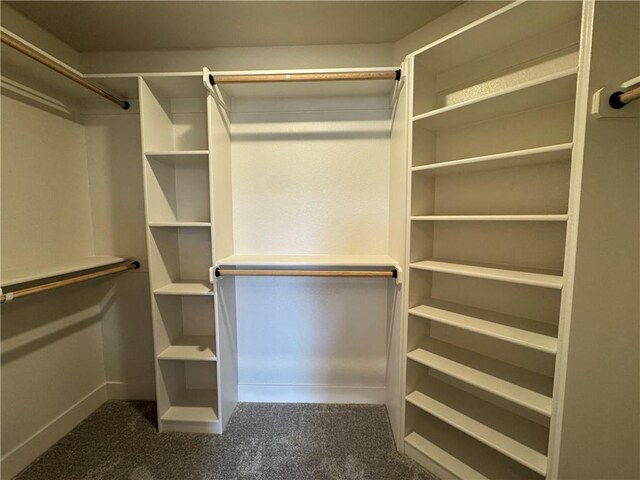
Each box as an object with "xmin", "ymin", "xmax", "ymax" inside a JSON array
[
  {"xmin": 209, "ymin": 70, "xmax": 401, "ymax": 85},
  {"xmin": 215, "ymin": 267, "xmax": 397, "ymax": 278},
  {"xmin": 1, "ymin": 30, "xmax": 130, "ymax": 110},
  {"xmin": 609, "ymin": 84, "xmax": 640, "ymax": 109},
  {"xmin": 0, "ymin": 260, "xmax": 140, "ymax": 304}
]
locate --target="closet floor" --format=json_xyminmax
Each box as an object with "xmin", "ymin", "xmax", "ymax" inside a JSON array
[{"xmin": 16, "ymin": 401, "xmax": 436, "ymax": 480}]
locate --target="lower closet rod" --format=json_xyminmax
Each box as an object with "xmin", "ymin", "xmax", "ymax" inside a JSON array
[
  {"xmin": 0, "ymin": 260, "xmax": 141, "ymax": 304},
  {"xmin": 215, "ymin": 268, "xmax": 397, "ymax": 278}
]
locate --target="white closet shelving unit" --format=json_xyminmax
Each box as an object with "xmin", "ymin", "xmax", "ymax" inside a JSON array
[
  {"xmin": 139, "ymin": 73, "xmax": 225, "ymax": 433},
  {"xmin": 402, "ymin": 1, "xmax": 589, "ymax": 478}
]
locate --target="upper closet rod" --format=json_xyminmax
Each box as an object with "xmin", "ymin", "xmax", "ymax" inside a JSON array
[
  {"xmin": 209, "ymin": 69, "xmax": 401, "ymax": 85},
  {"xmin": 1, "ymin": 30, "xmax": 130, "ymax": 110},
  {"xmin": 609, "ymin": 84, "xmax": 640, "ymax": 109},
  {"xmin": 0, "ymin": 260, "xmax": 140, "ymax": 304}
]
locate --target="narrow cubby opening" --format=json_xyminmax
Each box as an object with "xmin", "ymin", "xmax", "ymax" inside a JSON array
[
  {"xmin": 158, "ymin": 361, "xmax": 218, "ymax": 423},
  {"xmin": 145, "ymin": 156, "xmax": 210, "ymax": 223}
]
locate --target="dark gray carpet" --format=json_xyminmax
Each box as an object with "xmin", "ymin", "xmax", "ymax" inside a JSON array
[{"xmin": 16, "ymin": 401, "xmax": 437, "ymax": 480}]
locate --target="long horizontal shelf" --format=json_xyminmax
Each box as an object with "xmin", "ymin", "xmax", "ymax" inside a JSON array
[
  {"xmin": 412, "ymin": 143, "xmax": 573, "ymax": 176},
  {"xmin": 1, "ymin": 256, "xmax": 127, "ymax": 287},
  {"xmin": 216, "ymin": 254, "xmax": 398, "ymax": 268},
  {"xmin": 405, "ymin": 432, "xmax": 488, "ymax": 480},
  {"xmin": 85, "ymin": 72, "xmax": 204, "ymax": 100},
  {"xmin": 412, "ymin": 1, "xmax": 581, "ymax": 72},
  {"xmin": 160, "ymin": 389, "xmax": 218, "ymax": 424},
  {"xmin": 407, "ymin": 348, "xmax": 552, "ymax": 417},
  {"xmin": 411, "ymin": 214, "xmax": 568, "ymax": 222},
  {"xmin": 154, "ymin": 282, "xmax": 213, "ymax": 296},
  {"xmin": 407, "ymin": 391, "xmax": 547, "ymax": 476},
  {"xmin": 410, "ymin": 259, "xmax": 563, "ymax": 290},
  {"xmin": 149, "ymin": 222, "xmax": 211, "ymax": 228},
  {"xmin": 157, "ymin": 336, "xmax": 216, "ymax": 362},
  {"xmin": 413, "ymin": 68, "xmax": 578, "ymax": 130},
  {"xmin": 145, "ymin": 151, "xmax": 209, "ymax": 165},
  {"xmin": 409, "ymin": 303, "xmax": 557, "ymax": 354}
]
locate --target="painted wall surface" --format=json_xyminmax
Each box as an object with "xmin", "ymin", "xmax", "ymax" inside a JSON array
[
  {"xmin": 557, "ymin": 2, "xmax": 640, "ymax": 478},
  {"xmin": 0, "ymin": 94, "xmax": 107, "ymax": 479}
]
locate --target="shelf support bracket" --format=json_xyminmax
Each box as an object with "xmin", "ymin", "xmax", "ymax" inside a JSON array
[{"xmin": 203, "ymin": 67, "xmax": 231, "ymax": 113}]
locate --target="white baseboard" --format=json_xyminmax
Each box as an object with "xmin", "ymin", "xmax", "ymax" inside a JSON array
[
  {"xmin": 1, "ymin": 384, "xmax": 108, "ymax": 480},
  {"xmin": 106, "ymin": 381, "xmax": 156, "ymax": 401},
  {"xmin": 238, "ymin": 384, "xmax": 386, "ymax": 403}
]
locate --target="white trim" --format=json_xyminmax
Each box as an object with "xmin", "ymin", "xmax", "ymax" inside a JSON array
[
  {"xmin": 405, "ymin": 443, "xmax": 462, "ymax": 480},
  {"xmin": 0, "ymin": 384, "xmax": 107, "ymax": 480},
  {"xmin": 106, "ymin": 382, "xmax": 156, "ymax": 401},
  {"xmin": 238, "ymin": 384, "xmax": 385, "ymax": 404}
]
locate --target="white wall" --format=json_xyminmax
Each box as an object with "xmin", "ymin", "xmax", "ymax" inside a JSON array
[
  {"xmin": 0, "ymin": 94, "xmax": 108, "ymax": 479},
  {"xmin": 556, "ymin": 2, "xmax": 640, "ymax": 478}
]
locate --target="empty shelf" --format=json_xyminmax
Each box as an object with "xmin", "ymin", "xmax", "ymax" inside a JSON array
[
  {"xmin": 411, "ymin": 215, "xmax": 568, "ymax": 222},
  {"xmin": 407, "ymin": 391, "xmax": 548, "ymax": 476},
  {"xmin": 145, "ymin": 150, "xmax": 209, "ymax": 165},
  {"xmin": 407, "ymin": 348, "xmax": 552, "ymax": 416},
  {"xmin": 412, "ymin": 143, "xmax": 573, "ymax": 176},
  {"xmin": 410, "ymin": 259, "xmax": 563, "ymax": 289},
  {"xmin": 157, "ymin": 336, "xmax": 216, "ymax": 361},
  {"xmin": 149, "ymin": 222, "xmax": 212, "ymax": 228},
  {"xmin": 216, "ymin": 254, "xmax": 398, "ymax": 268},
  {"xmin": 1, "ymin": 256, "xmax": 127, "ymax": 288},
  {"xmin": 161, "ymin": 389, "xmax": 218, "ymax": 423},
  {"xmin": 154, "ymin": 282, "xmax": 213, "ymax": 296},
  {"xmin": 409, "ymin": 303, "xmax": 557, "ymax": 354},
  {"xmin": 405, "ymin": 432, "xmax": 488, "ymax": 480},
  {"xmin": 413, "ymin": 69, "xmax": 578, "ymax": 130}
]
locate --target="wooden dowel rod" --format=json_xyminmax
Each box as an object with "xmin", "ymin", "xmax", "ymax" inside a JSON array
[
  {"xmin": 620, "ymin": 85, "xmax": 640, "ymax": 104},
  {"xmin": 216, "ymin": 269, "xmax": 395, "ymax": 278},
  {"xmin": 213, "ymin": 71, "xmax": 398, "ymax": 84},
  {"xmin": 1, "ymin": 31, "xmax": 129, "ymax": 110},
  {"xmin": 0, "ymin": 261, "xmax": 140, "ymax": 304}
]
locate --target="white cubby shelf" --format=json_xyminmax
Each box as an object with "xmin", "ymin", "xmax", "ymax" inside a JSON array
[{"xmin": 157, "ymin": 336, "xmax": 217, "ymax": 362}]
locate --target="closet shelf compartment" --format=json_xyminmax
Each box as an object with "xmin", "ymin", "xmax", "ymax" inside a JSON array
[
  {"xmin": 405, "ymin": 432, "xmax": 488, "ymax": 480},
  {"xmin": 149, "ymin": 222, "xmax": 212, "ymax": 228},
  {"xmin": 410, "ymin": 259, "xmax": 563, "ymax": 290},
  {"xmin": 409, "ymin": 303, "xmax": 557, "ymax": 354},
  {"xmin": 406, "ymin": 390, "xmax": 548, "ymax": 476},
  {"xmin": 145, "ymin": 151, "xmax": 209, "ymax": 165},
  {"xmin": 160, "ymin": 389, "xmax": 218, "ymax": 424},
  {"xmin": 411, "ymin": 215, "xmax": 568, "ymax": 222},
  {"xmin": 157, "ymin": 336, "xmax": 217, "ymax": 362},
  {"xmin": 412, "ymin": 1, "xmax": 581, "ymax": 73},
  {"xmin": 412, "ymin": 143, "xmax": 573, "ymax": 176},
  {"xmin": 407, "ymin": 348, "xmax": 553, "ymax": 417},
  {"xmin": 216, "ymin": 254, "xmax": 398, "ymax": 268},
  {"xmin": 413, "ymin": 68, "xmax": 578, "ymax": 130},
  {"xmin": 154, "ymin": 282, "xmax": 213, "ymax": 296},
  {"xmin": 0, "ymin": 256, "xmax": 127, "ymax": 288}
]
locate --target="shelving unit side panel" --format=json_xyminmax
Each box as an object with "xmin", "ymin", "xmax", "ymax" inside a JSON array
[
  {"xmin": 145, "ymin": 159, "xmax": 179, "ymax": 223},
  {"xmin": 216, "ymin": 277, "xmax": 239, "ymax": 432},
  {"xmin": 208, "ymin": 96, "xmax": 235, "ymax": 262},
  {"xmin": 176, "ymin": 228, "xmax": 212, "ymax": 282},
  {"xmin": 175, "ymin": 163, "xmax": 211, "ymax": 223},
  {"xmin": 139, "ymin": 78, "xmax": 175, "ymax": 152}
]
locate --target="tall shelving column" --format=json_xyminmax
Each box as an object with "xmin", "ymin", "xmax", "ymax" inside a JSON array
[
  {"xmin": 402, "ymin": 1, "xmax": 589, "ymax": 478},
  {"xmin": 139, "ymin": 75, "xmax": 220, "ymax": 434}
]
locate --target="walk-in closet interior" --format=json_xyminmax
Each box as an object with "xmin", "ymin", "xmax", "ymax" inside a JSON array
[{"xmin": 1, "ymin": 1, "xmax": 638, "ymax": 479}]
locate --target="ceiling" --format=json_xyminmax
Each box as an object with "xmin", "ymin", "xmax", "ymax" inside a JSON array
[{"xmin": 7, "ymin": 1, "xmax": 461, "ymax": 52}]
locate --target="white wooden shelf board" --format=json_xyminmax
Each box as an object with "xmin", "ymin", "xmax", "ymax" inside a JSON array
[
  {"xmin": 410, "ymin": 259, "xmax": 563, "ymax": 290},
  {"xmin": 1, "ymin": 256, "xmax": 126, "ymax": 287},
  {"xmin": 149, "ymin": 222, "xmax": 212, "ymax": 228},
  {"xmin": 413, "ymin": 69, "xmax": 578, "ymax": 130},
  {"xmin": 407, "ymin": 348, "xmax": 553, "ymax": 417},
  {"xmin": 409, "ymin": 304, "xmax": 557, "ymax": 354},
  {"xmin": 412, "ymin": 143, "xmax": 573, "ymax": 176},
  {"xmin": 84, "ymin": 72, "xmax": 204, "ymax": 99},
  {"xmin": 160, "ymin": 389, "xmax": 218, "ymax": 423},
  {"xmin": 157, "ymin": 336, "xmax": 216, "ymax": 362},
  {"xmin": 154, "ymin": 282, "xmax": 213, "ymax": 296},
  {"xmin": 412, "ymin": 1, "xmax": 581, "ymax": 72},
  {"xmin": 406, "ymin": 391, "xmax": 548, "ymax": 476},
  {"xmin": 216, "ymin": 254, "xmax": 398, "ymax": 268},
  {"xmin": 411, "ymin": 215, "xmax": 568, "ymax": 222},
  {"xmin": 145, "ymin": 151, "xmax": 209, "ymax": 165},
  {"xmin": 405, "ymin": 432, "xmax": 488, "ymax": 480}
]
